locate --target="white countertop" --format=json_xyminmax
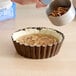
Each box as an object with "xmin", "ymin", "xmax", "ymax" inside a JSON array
[{"xmin": 0, "ymin": 4, "xmax": 76, "ymax": 76}]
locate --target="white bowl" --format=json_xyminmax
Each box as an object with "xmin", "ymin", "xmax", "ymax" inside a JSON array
[{"xmin": 46, "ymin": 0, "xmax": 75, "ymax": 26}]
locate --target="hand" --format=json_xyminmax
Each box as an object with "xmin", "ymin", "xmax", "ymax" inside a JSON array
[
  {"xmin": 11, "ymin": 0, "xmax": 46, "ymax": 8},
  {"xmin": 11, "ymin": 0, "xmax": 36, "ymax": 5}
]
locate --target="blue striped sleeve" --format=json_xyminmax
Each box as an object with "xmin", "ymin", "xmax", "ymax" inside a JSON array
[{"xmin": 41, "ymin": 0, "xmax": 51, "ymax": 5}]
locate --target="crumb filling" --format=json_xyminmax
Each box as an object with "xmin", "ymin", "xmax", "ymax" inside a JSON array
[
  {"xmin": 16, "ymin": 33, "xmax": 59, "ymax": 46},
  {"xmin": 49, "ymin": 6, "xmax": 69, "ymax": 17}
]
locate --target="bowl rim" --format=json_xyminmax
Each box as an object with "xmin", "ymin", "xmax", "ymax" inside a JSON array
[{"xmin": 11, "ymin": 27, "xmax": 64, "ymax": 47}]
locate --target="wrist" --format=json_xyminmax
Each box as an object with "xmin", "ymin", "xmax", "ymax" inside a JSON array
[{"xmin": 36, "ymin": 0, "xmax": 46, "ymax": 8}]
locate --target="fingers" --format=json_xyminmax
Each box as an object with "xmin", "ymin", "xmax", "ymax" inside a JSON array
[
  {"xmin": 11, "ymin": 0, "xmax": 25, "ymax": 4},
  {"xmin": 11, "ymin": 0, "xmax": 46, "ymax": 8},
  {"xmin": 11, "ymin": 0, "xmax": 36, "ymax": 5}
]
